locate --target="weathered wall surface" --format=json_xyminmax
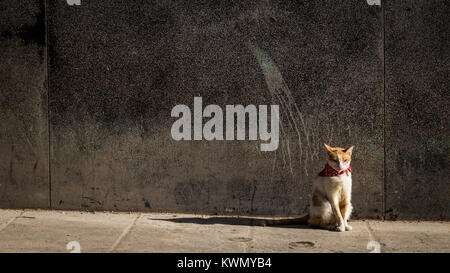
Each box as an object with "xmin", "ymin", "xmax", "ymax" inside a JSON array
[
  {"xmin": 0, "ymin": 0, "xmax": 49, "ymax": 208},
  {"xmin": 0, "ymin": 0, "xmax": 448, "ymax": 220},
  {"xmin": 47, "ymin": 0, "xmax": 384, "ymax": 217},
  {"xmin": 385, "ymin": 0, "xmax": 450, "ymax": 220}
]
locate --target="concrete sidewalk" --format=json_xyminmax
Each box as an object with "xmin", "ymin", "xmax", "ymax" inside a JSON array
[{"xmin": 0, "ymin": 210, "xmax": 448, "ymax": 253}]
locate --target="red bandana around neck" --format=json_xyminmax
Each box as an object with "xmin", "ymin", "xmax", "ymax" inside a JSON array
[{"xmin": 318, "ymin": 163, "xmax": 352, "ymax": 177}]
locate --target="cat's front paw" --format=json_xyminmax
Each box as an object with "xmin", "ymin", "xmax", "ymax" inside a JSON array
[
  {"xmin": 333, "ymin": 224, "xmax": 346, "ymax": 232},
  {"xmin": 345, "ymin": 225, "xmax": 353, "ymax": 231}
]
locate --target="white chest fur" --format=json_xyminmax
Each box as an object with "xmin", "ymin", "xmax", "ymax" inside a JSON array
[{"xmin": 314, "ymin": 174, "xmax": 352, "ymax": 202}]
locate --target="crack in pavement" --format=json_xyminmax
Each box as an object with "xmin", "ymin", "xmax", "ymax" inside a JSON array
[
  {"xmin": 0, "ymin": 210, "xmax": 23, "ymax": 233},
  {"xmin": 108, "ymin": 213, "xmax": 141, "ymax": 252}
]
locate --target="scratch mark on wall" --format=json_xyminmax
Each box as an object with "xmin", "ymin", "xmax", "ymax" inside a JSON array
[{"xmin": 247, "ymin": 42, "xmax": 315, "ymax": 176}]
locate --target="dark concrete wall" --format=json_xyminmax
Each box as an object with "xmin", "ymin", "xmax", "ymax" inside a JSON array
[
  {"xmin": 0, "ymin": 0, "xmax": 49, "ymax": 208},
  {"xmin": 0, "ymin": 0, "xmax": 448, "ymax": 220},
  {"xmin": 385, "ymin": 0, "xmax": 450, "ymax": 220}
]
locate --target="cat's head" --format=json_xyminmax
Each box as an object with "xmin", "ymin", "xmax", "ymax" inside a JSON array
[{"xmin": 324, "ymin": 144, "xmax": 354, "ymax": 171}]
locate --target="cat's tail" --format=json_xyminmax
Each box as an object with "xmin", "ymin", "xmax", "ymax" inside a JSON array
[{"xmin": 262, "ymin": 214, "xmax": 309, "ymax": 226}]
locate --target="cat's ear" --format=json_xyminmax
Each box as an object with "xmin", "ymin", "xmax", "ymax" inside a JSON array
[
  {"xmin": 344, "ymin": 146, "xmax": 354, "ymax": 155},
  {"xmin": 324, "ymin": 144, "xmax": 333, "ymax": 152}
]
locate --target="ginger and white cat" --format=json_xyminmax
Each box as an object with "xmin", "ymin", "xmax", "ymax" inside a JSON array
[{"xmin": 265, "ymin": 144, "xmax": 354, "ymax": 232}]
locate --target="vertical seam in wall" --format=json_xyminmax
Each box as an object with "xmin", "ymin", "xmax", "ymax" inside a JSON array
[
  {"xmin": 382, "ymin": 0, "xmax": 386, "ymax": 220},
  {"xmin": 44, "ymin": 0, "xmax": 52, "ymax": 209}
]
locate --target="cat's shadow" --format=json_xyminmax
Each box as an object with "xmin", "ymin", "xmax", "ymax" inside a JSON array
[{"xmin": 149, "ymin": 216, "xmax": 314, "ymax": 229}]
